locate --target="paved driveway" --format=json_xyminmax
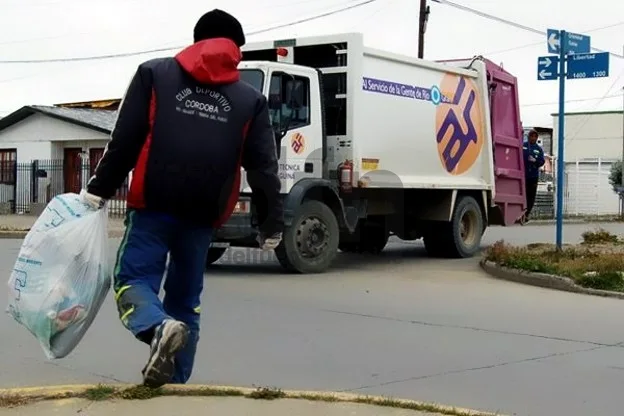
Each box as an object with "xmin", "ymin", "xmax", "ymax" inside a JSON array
[{"xmin": 1, "ymin": 222, "xmax": 624, "ymax": 416}]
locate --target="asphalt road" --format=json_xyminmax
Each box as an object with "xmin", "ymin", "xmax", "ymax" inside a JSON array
[{"xmin": 2, "ymin": 222, "xmax": 624, "ymax": 416}]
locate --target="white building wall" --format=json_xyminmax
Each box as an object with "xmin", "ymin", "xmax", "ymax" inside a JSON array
[
  {"xmin": 551, "ymin": 111, "xmax": 624, "ymax": 216},
  {"xmin": 0, "ymin": 141, "xmax": 52, "ymax": 162},
  {"xmin": 552, "ymin": 111, "xmax": 623, "ymax": 161}
]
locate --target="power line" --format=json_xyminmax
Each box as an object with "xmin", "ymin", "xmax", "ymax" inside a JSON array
[
  {"xmin": 522, "ymin": 93, "xmax": 623, "ymax": 107},
  {"xmin": 0, "ymin": 0, "xmax": 335, "ymax": 47},
  {"xmin": 482, "ymin": 21, "xmax": 624, "ymax": 57},
  {"xmin": 565, "ymin": 68, "xmax": 624, "ymax": 142},
  {"xmin": 430, "ymin": 0, "xmax": 624, "ymax": 59},
  {"xmin": 0, "ymin": 0, "xmax": 380, "ymax": 64}
]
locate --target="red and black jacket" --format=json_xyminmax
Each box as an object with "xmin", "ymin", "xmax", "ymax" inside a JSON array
[{"xmin": 87, "ymin": 38, "xmax": 283, "ymax": 235}]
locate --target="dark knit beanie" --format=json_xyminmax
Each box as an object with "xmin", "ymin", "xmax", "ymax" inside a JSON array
[{"xmin": 193, "ymin": 9, "xmax": 246, "ymax": 46}]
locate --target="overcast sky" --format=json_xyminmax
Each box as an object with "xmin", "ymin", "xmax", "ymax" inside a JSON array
[{"xmin": 0, "ymin": 0, "xmax": 622, "ymax": 127}]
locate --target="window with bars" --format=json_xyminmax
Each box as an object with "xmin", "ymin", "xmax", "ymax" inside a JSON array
[{"xmin": 0, "ymin": 149, "xmax": 16, "ymax": 185}]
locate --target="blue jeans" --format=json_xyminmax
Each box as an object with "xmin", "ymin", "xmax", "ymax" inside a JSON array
[{"xmin": 112, "ymin": 209, "xmax": 213, "ymax": 383}]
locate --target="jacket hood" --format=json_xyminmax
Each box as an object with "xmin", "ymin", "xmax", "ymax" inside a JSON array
[{"xmin": 175, "ymin": 38, "xmax": 241, "ymax": 84}]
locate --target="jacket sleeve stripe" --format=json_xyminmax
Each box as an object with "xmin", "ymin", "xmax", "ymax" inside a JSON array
[{"xmin": 127, "ymin": 88, "xmax": 157, "ymax": 209}]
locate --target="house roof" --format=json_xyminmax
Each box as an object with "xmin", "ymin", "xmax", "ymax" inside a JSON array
[
  {"xmin": 0, "ymin": 105, "xmax": 117, "ymax": 134},
  {"xmin": 54, "ymin": 98, "xmax": 121, "ymax": 110}
]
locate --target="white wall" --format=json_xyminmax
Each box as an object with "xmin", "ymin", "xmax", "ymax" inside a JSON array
[
  {"xmin": 0, "ymin": 113, "xmax": 109, "ymax": 143},
  {"xmin": 552, "ymin": 111, "xmax": 624, "ymax": 162},
  {"xmin": 0, "ymin": 141, "xmax": 52, "ymax": 162}
]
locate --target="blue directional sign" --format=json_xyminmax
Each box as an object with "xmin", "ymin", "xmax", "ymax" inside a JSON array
[
  {"xmin": 537, "ymin": 55, "xmax": 559, "ymax": 80},
  {"xmin": 547, "ymin": 28, "xmax": 591, "ymax": 54},
  {"xmin": 567, "ymin": 52, "xmax": 610, "ymax": 79}
]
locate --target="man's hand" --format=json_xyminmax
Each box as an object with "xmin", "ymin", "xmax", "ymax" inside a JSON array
[
  {"xmin": 79, "ymin": 189, "xmax": 106, "ymax": 210},
  {"xmin": 528, "ymin": 156, "xmax": 536, "ymax": 162},
  {"xmin": 256, "ymin": 232, "xmax": 282, "ymax": 250}
]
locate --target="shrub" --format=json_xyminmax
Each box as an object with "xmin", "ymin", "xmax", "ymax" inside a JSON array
[{"xmin": 581, "ymin": 228, "xmax": 619, "ymax": 245}]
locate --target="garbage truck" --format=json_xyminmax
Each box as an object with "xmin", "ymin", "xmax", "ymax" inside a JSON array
[{"xmin": 206, "ymin": 32, "xmax": 527, "ymax": 273}]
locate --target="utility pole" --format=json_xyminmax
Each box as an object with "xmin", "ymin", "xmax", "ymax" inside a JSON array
[{"xmin": 418, "ymin": 0, "xmax": 430, "ymax": 58}]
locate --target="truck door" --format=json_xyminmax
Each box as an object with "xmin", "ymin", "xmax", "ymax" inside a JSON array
[{"xmin": 265, "ymin": 69, "xmax": 322, "ymax": 192}]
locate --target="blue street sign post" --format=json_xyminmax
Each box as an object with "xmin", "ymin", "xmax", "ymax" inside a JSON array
[
  {"xmin": 555, "ymin": 33, "xmax": 566, "ymax": 251},
  {"xmin": 536, "ymin": 29, "xmax": 610, "ymax": 250}
]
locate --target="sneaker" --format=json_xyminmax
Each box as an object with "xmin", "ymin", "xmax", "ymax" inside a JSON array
[{"xmin": 142, "ymin": 319, "xmax": 189, "ymax": 388}]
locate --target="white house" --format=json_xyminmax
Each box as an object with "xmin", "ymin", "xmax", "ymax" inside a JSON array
[
  {"xmin": 552, "ymin": 110, "xmax": 624, "ymax": 216},
  {"xmin": 0, "ymin": 105, "xmax": 127, "ymax": 215}
]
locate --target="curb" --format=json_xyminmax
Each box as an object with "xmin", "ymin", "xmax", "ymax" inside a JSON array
[
  {"xmin": 0, "ymin": 384, "xmax": 507, "ymax": 416},
  {"xmin": 0, "ymin": 230, "xmax": 125, "ymax": 239},
  {"xmin": 480, "ymin": 259, "xmax": 624, "ymax": 300}
]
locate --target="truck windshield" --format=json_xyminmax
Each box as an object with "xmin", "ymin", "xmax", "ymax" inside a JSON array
[{"xmin": 239, "ymin": 69, "xmax": 265, "ymax": 92}]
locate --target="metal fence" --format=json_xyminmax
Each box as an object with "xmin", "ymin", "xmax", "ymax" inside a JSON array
[
  {"xmin": 530, "ymin": 157, "xmax": 622, "ymax": 220},
  {"xmin": 0, "ymin": 156, "xmax": 617, "ymax": 221},
  {"xmin": 0, "ymin": 158, "xmax": 128, "ymax": 217}
]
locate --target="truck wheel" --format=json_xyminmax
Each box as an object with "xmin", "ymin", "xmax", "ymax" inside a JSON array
[
  {"xmin": 275, "ymin": 200, "xmax": 339, "ymax": 273},
  {"xmin": 423, "ymin": 196, "xmax": 483, "ymax": 258},
  {"xmin": 205, "ymin": 247, "xmax": 227, "ymax": 267}
]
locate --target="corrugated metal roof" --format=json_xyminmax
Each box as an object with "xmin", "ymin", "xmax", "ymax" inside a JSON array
[{"xmin": 31, "ymin": 105, "xmax": 117, "ymax": 132}]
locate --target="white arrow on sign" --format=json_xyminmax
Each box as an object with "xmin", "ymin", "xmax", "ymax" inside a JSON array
[
  {"xmin": 538, "ymin": 57, "xmax": 552, "ymax": 67},
  {"xmin": 539, "ymin": 69, "xmax": 552, "ymax": 79},
  {"xmin": 548, "ymin": 32, "xmax": 560, "ymax": 50}
]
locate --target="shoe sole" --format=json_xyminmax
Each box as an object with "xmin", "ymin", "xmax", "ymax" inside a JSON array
[{"xmin": 142, "ymin": 322, "xmax": 189, "ymax": 388}]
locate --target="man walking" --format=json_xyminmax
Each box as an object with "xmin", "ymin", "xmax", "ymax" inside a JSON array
[
  {"xmin": 522, "ymin": 129, "xmax": 545, "ymax": 223},
  {"xmin": 81, "ymin": 9, "xmax": 283, "ymax": 388}
]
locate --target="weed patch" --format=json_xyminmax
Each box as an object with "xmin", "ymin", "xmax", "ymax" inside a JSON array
[
  {"xmin": 248, "ymin": 387, "xmax": 286, "ymax": 400},
  {"xmin": 484, "ymin": 239, "xmax": 624, "ymax": 292},
  {"xmin": 82, "ymin": 385, "xmax": 116, "ymax": 401}
]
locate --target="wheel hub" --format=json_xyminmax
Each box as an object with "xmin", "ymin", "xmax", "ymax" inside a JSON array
[
  {"xmin": 296, "ymin": 217, "xmax": 329, "ymax": 257},
  {"xmin": 460, "ymin": 211, "xmax": 477, "ymax": 246}
]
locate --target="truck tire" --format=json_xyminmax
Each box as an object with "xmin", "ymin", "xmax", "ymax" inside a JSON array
[
  {"xmin": 275, "ymin": 200, "xmax": 339, "ymax": 273},
  {"xmin": 423, "ymin": 195, "xmax": 483, "ymax": 258},
  {"xmin": 205, "ymin": 247, "xmax": 227, "ymax": 267}
]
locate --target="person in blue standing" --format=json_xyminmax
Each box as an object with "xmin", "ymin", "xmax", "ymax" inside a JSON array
[
  {"xmin": 79, "ymin": 9, "xmax": 284, "ymax": 388},
  {"xmin": 522, "ymin": 129, "xmax": 545, "ymax": 223}
]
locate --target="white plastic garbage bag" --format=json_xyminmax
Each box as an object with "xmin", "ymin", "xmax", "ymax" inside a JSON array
[{"xmin": 6, "ymin": 192, "xmax": 112, "ymax": 359}]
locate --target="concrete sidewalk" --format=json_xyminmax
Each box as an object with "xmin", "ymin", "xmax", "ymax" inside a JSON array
[
  {"xmin": 0, "ymin": 396, "xmax": 455, "ymax": 416},
  {"xmin": 0, "ymin": 385, "xmax": 505, "ymax": 416}
]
